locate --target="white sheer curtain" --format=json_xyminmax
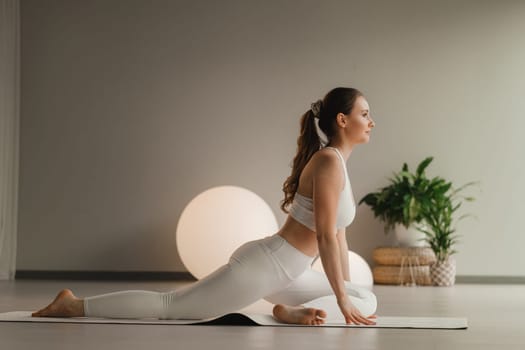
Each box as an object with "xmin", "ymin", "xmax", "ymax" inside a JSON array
[{"xmin": 0, "ymin": 0, "xmax": 20, "ymax": 280}]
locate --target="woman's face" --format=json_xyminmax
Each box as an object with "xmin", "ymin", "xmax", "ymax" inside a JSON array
[{"xmin": 344, "ymin": 96, "xmax": 375, "ymax": 144}]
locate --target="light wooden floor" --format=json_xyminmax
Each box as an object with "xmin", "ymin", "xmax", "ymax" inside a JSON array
[{"xmin": 1, "ymin": 280, "xmax": 524, "ymax": 349}]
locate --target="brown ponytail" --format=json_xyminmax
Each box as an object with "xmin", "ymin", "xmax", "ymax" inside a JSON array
[
  {"xmin": 280, "ymin": 87, "xmax": 363, "ymax": 213},
  {"xmin": 280, "ymin": 110, "xmax": 320, "ymax": 213}
]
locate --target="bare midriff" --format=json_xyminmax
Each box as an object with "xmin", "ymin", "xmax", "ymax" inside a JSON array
[{"xmin": 277, "ymin": 215, "xmax": 319, "ymax": 258}]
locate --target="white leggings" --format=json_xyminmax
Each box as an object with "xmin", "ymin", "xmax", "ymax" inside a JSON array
[{"xmin": 84, "ymin": 234, "xmax": 377, "ymax": 320}]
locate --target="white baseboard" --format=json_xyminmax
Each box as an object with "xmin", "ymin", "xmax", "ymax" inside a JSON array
[{"xmin": 456, "ymin": 275, "xmax": 525, "ymax": 284}]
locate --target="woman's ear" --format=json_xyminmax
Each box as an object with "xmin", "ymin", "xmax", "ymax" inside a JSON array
[{"xmin": 336, "ymin": 113, "xmax": 348, "ymax": 128}]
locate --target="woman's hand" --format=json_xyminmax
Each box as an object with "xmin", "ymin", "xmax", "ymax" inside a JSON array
[{"xmin": 337, "ymin": 296, "xmax": 377, "ymax": 325}]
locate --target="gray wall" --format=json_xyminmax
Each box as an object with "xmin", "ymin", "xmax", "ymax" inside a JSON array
[{"xmin": 18, "ymin": 0, "xmax": 525, "ymax": 277}]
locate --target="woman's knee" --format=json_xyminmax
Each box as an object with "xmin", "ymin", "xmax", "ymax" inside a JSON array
[
  {"xmin": 357, "ymin": 287, "xmax": 376, "ymax": 304},
  {"xmin": 359, "ymin": 290, "xmax": 377, "ymax": 315}
]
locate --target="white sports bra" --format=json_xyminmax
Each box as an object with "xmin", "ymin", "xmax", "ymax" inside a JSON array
[{"xmin": 288, "ymin": 147, "xmax": 356, "ymax": 232}]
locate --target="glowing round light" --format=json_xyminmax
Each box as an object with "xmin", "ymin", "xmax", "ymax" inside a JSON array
[
  {"xmin": 176, "ymin": 186, "xmax": 278, "ymax": 280},
  {"xmin": 312, "ymin": 250, "xmax": 374, "ymax": 288}
]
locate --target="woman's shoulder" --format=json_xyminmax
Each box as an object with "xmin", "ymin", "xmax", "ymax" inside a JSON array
[
  {"xmin": 311, "ymin": 148, "xmax": 340, "ymax": 164},
  {"xmin": 307, "ymin": 148, "xmax": 345, "ymax": 193},
  {"xmin": 309, "ymin": 148, "xmax": 344, "ymax": 174}
]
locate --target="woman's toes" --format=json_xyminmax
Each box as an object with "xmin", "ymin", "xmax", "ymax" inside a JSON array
[{"xmin": 317, "ymin": 309, "xmax": 327, "ymax": 319}]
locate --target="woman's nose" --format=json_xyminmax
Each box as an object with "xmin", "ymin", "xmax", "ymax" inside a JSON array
[{"xmin": 369, "ymin": 117, "xmax": 376, "ymax": 128}]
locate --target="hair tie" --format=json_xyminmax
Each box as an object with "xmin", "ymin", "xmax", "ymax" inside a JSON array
[
  {"xmin": 314, "ymin": 117, "xmax": 328, "ymax": 148},
  {"xmin": 311, "ymin": 100, "xmax": 327, "ymax": 148},
  {"xmin": 310, "ymin": 100, "xmax": 322, "ymax": 118}
]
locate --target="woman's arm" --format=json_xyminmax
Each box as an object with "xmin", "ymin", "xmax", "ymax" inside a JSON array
[
  {"xmin": 313, "ymin": 152, "xmax": 375, "ymax": 325},
  {"xmin": 313, "ymin": 152, "xmax": 348, "ymax": 302},
  {"xmin": 336, "ymin": 228, "xmax": 350, "ymax": 282}
]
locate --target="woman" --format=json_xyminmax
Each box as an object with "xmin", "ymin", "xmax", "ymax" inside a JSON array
[{"xmin": 32, "ymin": 87, "xmax": 377, "ymax": 326}]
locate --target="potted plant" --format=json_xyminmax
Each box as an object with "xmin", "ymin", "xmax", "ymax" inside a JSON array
[
  {"xmin": 359, "ymin": 157, "xmax": 450, "ymax": 246},
  {"xmin": 416, "ymin": 181, "xmax": 477, "ymax": 286}
]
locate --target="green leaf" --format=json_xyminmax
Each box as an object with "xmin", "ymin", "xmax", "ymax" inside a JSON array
[{"xmin": 416, "ymin": 157, "xmax": 433, "ymax": 177}]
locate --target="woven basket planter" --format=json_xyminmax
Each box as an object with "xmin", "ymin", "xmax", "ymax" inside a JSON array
[
  {"xmin": 373, "ymin": 247, "xmax": 437, "ymax": 266},
  {"xmin": 373, "ymin": 265, "xmax": 432, "ymax": 285},
  {"xmin": 429, "ymin": 258, "xmax": 456, "ymax": 286}
]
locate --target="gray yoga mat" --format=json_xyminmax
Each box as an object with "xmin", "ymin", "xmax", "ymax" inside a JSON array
[{"xmin": 0, "ymin": 311, "xmax": 467, "ymax": 329}]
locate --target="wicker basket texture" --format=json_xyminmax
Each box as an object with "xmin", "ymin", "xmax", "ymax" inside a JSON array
[{"xmin": 373, "ymin": 247, "xmax": 436, "ymax": 266}]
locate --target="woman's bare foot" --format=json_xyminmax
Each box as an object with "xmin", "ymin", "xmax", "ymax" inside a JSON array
[
  {"xmin": 272, "ymin": 304, "xmax": 327, "ymax": 325},
  {"xmin": 32, "ymin": 289, "xmax": 85, "ymax": 317}
]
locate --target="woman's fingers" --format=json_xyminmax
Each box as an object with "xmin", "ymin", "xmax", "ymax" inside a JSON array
[
  {"xmin": 355, "ymin": 313, "xmax": 373, "ymax": 325},
  {"xmin": 346, "ymin": 312, "xmax": 376, "ymax": 325},
  {"xmin": 360, "ymin": 315, "xmax": 377, "ymax": 325},
  {"xmin": 346, "ymin": 314, "xmax": 362, "ymax": 325}
]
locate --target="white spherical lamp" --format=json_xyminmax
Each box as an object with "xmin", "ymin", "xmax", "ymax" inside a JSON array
[
  {"xmin": 312, "ymin": 250, "xmax": 374, "ymax": 288},
  {"xmin": 176, "ymin": 186, "xmax": 278, "ymax": 280}
]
